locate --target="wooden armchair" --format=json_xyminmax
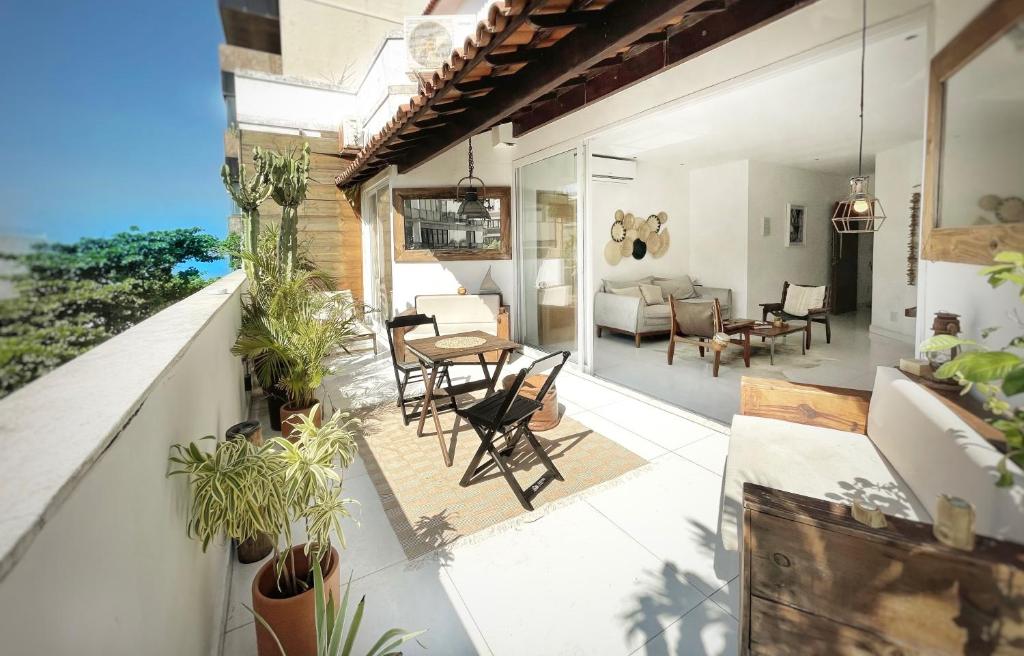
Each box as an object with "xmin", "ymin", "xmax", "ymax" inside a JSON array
[
  {"xmin": 759, "ymin": 281, "xmax": 832, "ymax": 348},
  {"xmin": 667, "ymin": 296, "xmax": 750, "ymax": 377}
]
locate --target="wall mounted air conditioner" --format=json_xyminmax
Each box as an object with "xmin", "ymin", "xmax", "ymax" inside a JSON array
[
  {"xmin": 404, "ymin": 16, "xmax": 478, "ymax": 77},
  {"xmin": 591, "ymin": 154, "xmax": 637, "ymax": 183}
]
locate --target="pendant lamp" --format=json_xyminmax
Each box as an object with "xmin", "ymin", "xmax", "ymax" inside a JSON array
[
  {"xmin": 832, "ymin": 0, "xmax": 887, "ymax": 234},
  {"xmin": 456, "ymin": 136, "xmax": 491, "ymax": 222}
]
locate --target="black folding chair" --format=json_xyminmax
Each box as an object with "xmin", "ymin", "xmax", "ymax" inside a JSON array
[
  {"xmin": 455, "ymin": 351, "xmax": 570, "ymax": 511},
  {"xmin": 385, "ymin": 314, "xmax": 453, "ymax": 425}
]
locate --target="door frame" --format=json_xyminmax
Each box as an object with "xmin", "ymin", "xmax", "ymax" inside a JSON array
[
  {"xmin": 361, "ymin": 176, "xmax": 393, "ymax": 332},
  {"xmin": 512, "ymin": 141, "xmax": 592, "ymax": 371}
]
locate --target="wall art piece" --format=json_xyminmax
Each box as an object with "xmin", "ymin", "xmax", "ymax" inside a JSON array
[
  {"xmin": 907, "ymin": 191, "xmax": 921, "ymax": 286},
  {"xmin": 786, "ymin": 203, "xmax": 806, "ymax": 246},
  {"xmin": 604, "ymin": 210, "xmax": 670, "ymax": 264}
]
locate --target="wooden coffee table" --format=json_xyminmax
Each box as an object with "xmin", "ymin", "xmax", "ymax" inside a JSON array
[{"xmin": 751, "ymin": 322, "xmax": 809, "ymax": 365}]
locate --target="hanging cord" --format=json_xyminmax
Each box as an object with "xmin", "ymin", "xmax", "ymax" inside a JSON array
[
  {"xmin": 858, "ymin": 0, "xmax": 866, "ymax": 177},
  {"xmin": 468, "ymin": 136, "xmax": 475, "ymax": 180}
]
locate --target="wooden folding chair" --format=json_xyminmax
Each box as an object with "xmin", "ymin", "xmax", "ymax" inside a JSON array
[
  {"xmin": 455, "ymin": 351, "xmax": 570, "ymax": 511},
  {"xmin": 384, "ymin": 314, "xmax": 452, "ymax": 426}
]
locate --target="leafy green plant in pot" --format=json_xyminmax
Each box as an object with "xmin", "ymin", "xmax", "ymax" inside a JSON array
[
  {"xmin": 170, "ymin": 407, "xmax": 359, "ymax": 656},
  {"xmin": 168, "ymin": 435, "xmax": 279, "ymax": 563},
  {"xmin": 237, "ymin": 228, "xmax": 337, "ymax": 432},
  {"xmin": 919, "ymin": 250, "xmax": 1024, "ymax": 487},
  {"xmin": 248, "ymin": 559, "xmax": 424, "ymax": 656}
]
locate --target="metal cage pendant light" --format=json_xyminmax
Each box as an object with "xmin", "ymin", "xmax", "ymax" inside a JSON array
[
  {"xmin": 832, "ymin": 0, "xmax": 886, "ymax": 234},
  {"xmin": 456, "ymin": 136, "xmax": 491, "ymax": 222}
]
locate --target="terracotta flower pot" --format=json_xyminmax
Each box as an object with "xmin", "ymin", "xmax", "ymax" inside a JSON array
[
  {"xmin": 252, "ymin": 545, "xmax": 340, "ymax": 656},
  {"xmin": 236, "ymin": 533, "xmax": 274, "ymax": 564},
  {"xmin": 280, "ymin": 401, "xmax": 322, "ymax": 440}
]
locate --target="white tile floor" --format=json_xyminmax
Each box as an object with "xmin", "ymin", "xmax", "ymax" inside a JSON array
[
  {"xmin": 222, "ymin": 347, "xmax": 740, "ymax": 656},
  {"xmin": 593, "ymin": 310, "xmax": 913, "ymax": 424}
]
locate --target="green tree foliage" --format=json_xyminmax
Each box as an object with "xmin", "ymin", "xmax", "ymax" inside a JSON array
[{"xmin": 0, "ymin": 227, "xmax": 223, "ymax": 397}]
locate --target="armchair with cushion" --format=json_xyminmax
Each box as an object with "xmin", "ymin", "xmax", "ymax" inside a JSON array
[
  {"xmin": 759, "ymin": 281, "xmax": 831, "ymax": 348},
  {"xmin": 594, "ymin": 275, "xmax": 733, "ymax": 347}
]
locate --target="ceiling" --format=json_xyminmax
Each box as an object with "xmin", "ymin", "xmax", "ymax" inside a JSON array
[{"xmin": 590, "ymin": 23, "xmax": 929, "ymax": 175}]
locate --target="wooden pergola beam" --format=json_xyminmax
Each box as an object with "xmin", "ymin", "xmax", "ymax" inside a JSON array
[
  {"xmin": 485, "ymin": 49, "xmax": 546, "ymax": 66},
  {"xmin": 528, "ymin": 10, "xmax": 603, "ymax": 29}
]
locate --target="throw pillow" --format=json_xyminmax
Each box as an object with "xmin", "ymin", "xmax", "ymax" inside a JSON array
[
  {"xmin": 609, "ymin": 286, "xmax": 642, "ymax": 299},
  {"xmin": 639, "ymin": 284, "xmax": 664, "ymax": 306},
  {"xmin": 673, "ymin": 299, "xmax": 716, "ymax": 338},
  {"xmin": 603, "ymin": 276, "xmax": 653, "ymax": 292},
  {"xmin": 654, "ymin": 275, "xmax": 697, "ymax": 300},
  {"xmin": 783, "ymin": 285, "xmax": 826, "ymax": 316}
]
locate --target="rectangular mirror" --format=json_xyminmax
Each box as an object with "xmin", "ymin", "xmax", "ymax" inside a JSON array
[
  {"xmin": 923, "ymin": 0, "xmax": 1024, "ymax": 263},
  {"xmin": 392, "ymin": 187, "xmax": 511, "ymax": 262}
]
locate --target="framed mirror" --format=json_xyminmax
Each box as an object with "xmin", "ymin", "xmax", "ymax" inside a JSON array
[
  {"xmin": 392, "ymin": 187, "xmax": 511, "ymax": 262},
  {"xmin": 923, "ymin": 0, "xmax": 1024, "ymax": 264}
]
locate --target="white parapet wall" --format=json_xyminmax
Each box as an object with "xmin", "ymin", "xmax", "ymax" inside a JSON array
[{"xmin": 0, "ymin": 271, "xmax": 247, "ymax": 655}]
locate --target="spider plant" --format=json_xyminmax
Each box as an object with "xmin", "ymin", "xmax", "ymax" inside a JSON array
[
  {"xmin": 169, "ymin": 406, "xmax": 359, "ymax": 597},
  {"xmin": 168, "ymin": 435, "xmax": 280, "ymax": 550},
  {"xmin": 248, "ymin": 559, "xmax": 424, "ymax": 656}
]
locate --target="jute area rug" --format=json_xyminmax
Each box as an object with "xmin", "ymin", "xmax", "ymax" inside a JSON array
[{"xmin": 350, "ymin": 395, "xmax": 647, "ymax": 560}]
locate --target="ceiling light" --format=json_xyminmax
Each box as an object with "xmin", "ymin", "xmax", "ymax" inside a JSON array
[{"xmin": 832, "ymin": 0, "xmax": 887, "ymax": 235}]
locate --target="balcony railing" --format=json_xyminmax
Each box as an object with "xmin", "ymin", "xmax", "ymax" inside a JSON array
[{"xmin": 0, "ymin": 271, "xmax": 246, "ymax": 654}]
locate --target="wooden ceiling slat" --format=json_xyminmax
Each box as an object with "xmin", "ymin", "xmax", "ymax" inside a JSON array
[
  {"xmin": 528, "ymin": 10, "xmax": 602, "ymax": 28},
  {"xmin": 485, "ymin": 49, "xmax": 545, "ymax": 66}
]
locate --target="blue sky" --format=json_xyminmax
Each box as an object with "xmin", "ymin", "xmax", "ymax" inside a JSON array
[{"xmin": 0, "ymin": 1, "xmax": 230, "ymax": 259}]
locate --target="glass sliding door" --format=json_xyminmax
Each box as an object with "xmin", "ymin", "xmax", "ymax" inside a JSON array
[{"xmin": 517, "ymin": 150, "xmax": 579, "ymax": 358}]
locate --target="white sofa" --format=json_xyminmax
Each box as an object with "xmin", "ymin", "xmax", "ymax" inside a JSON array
[
  {"xmin": 595, "ymin": 275, "xmax": 733, "ymax": 347},
  {"xmin": 405, "ymin": 293, "xmax": 507, "ymax": 340},
  {"xmin": 719, "ymin": 367, "xmax": 1024, "ymax": 565}
]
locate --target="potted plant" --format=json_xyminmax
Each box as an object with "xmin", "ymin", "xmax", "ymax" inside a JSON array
[
  {"xmin": 168, "ymin": 434, "xmax": 278, "ymax": 564},
  {"xmin": 919, "ymin": 250, "xmax": 1024, "ymax": 487},
  {"xmin": 170, "ymin": 407, "xmax": 359, "ymax": 656},
  {"xmin": 237, "ymin": 229, "xmax": 337, "ymax": 431},
  {"xmin": 249, "ymin": 559, "xmax": 424, "ymax": 656}
]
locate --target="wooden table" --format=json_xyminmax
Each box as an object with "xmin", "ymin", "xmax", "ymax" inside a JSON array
[
  {"xmin": 404, "ymin": 330, "xmax": 520, "ymax": 466},
  {"xmin": 751, "ymin": 321, "xmax": 809, "ymax": 365}
]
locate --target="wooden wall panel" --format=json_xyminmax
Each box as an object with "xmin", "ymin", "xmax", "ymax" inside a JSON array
[{"xmin": 237, "ymin": 130, "xmax": 363, "ymax": 301}]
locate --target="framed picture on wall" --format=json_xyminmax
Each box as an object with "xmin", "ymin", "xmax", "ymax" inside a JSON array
[{"xmin": 786, "ymin": 203, "xmax": 806, "ymax": 246}]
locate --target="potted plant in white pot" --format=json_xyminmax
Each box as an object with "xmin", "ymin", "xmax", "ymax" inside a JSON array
[{"xmin": 170, "ymin": 407, "xmax": 360, "ymax": 656}]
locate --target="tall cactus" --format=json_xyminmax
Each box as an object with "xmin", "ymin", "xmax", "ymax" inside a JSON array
[
  {"xmin": 220, "ymin": 146, "xmax": 272, "ymax": 279},
  {"xmin": 268, "ymin": 143, "xmax": 311, "ymax": 278}
]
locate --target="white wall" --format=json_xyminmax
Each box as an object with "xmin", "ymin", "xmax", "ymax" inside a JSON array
[
  {"xmin": 872, "ymin": 140, "xmax": 922, "ymax": 340},
  {"xmin": 234, "ymin": 73, "xmax": 356, "ymax": 132},
  {"xmin": 381, "ymin": 140, "xmax": 516, "ymax": 315},
  {"xmin": 915, "ymin": 0, "xmax": 1023, "ymax": 352},
  {"xmin": 590, "ymin": 159, "xmax": 689, "ymax": 286},
  {"xmin": 0, "ymin": 273, "xmax": 246, "ymax": 655},
  {"xmin": 688, "ymin": 160, "xmax": 750, "ymax": 315},
  {"xmin": 746, "ymin": 160, "xmax": 848, "ymax": 319},
  {"xmin": 279, "ymin": 0, "xmax": 424, "ymax": 85}
]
